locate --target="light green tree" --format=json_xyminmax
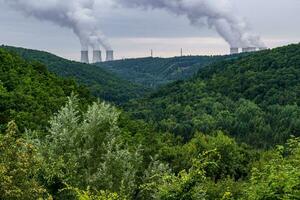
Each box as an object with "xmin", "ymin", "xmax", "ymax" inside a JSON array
[
  {"xmin": 0, "ymin": 121, "xmax": 50, "ymax": 200},
  {"xmin": 244, "ymin": 136, "xmax": 300, "ymax": 199},
  {"xmin": 37, "ymin": 96, "xmax": 142, "ymax": 198}
]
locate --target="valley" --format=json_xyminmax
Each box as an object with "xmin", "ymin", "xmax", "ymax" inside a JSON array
[{"xmin": 1, "ymin": 44, "xmax": 300, "ymax": 199}]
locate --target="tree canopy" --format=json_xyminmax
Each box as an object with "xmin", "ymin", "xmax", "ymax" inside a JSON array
[
  {"xmin": 126, "ymin": 43, "xmax": 300, "ymax": 148},
  {"xmin": 0, "ymin": 48, "xmax": 92, "ymax": 131},
  {"xmin": 1, "ymin": 43, "xmax": 300, "ymax": 199}
]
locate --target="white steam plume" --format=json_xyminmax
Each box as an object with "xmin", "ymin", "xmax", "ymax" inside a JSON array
[
  {"xmin": 114, "ymin": 0, "xmax": 265, "ymax": 48},
  {"xmin": 4, "ymin": 0, "xmax": 112, "ymax": 51}
]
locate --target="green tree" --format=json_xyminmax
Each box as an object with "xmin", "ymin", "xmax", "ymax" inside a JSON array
[
  {"xmin": 0, "ymin": 121, "xmax": 50, "ymax": 199},
  {"xmin": 244, "ymin": 136, "xmax": 300, "ymax": 199},
  {"xmin": 138, "ymin": 156, "xmax": 171, "ymax": 199},
  {"xmin": 62, "ymin": 186, "xmax": 121, "ymax": 200},
  {"xmin": 0, "ymin": 48, "xmax": 92, "ymax": 132},
  {"xmin": 36, "ymin": 96, "xmax": 142, "ymax": 198}
]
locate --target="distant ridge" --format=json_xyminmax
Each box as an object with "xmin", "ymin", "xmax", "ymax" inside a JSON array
[
  {"xmin": 97, "ymin": 54, "xmax": 241, "ymax": 88},
  {"xmin": 126, "ymin": 43, "xmax": 300, "ymax": 148},
  {"xmin": 0, "ymin": 48, "xmax": 92, "ymax": 131},
  {"xmin": 1, "ymin": 45, "xmax": 149, "ymax": 104}
]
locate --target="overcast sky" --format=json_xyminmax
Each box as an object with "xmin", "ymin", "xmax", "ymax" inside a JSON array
[{"xmin": 0, "ymin": 0, "xmax": 299, "ymax": 60}]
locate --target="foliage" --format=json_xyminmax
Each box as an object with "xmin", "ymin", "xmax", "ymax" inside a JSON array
[
  {"xmin": 138, "ymin": 155, "xmax": 207, "ymax": 200},
  {"xmin": 61, "ymin": 186, "xmax": 121, "ymax": 200},
  {"xmin": 0, "ymin": 121, "xmax": 50, "ymax": 200},
  {"xmin": 1, "ymin": 43, "xmax": 300, "ymax": 199},
  {"xmin": 35, "ymin": 96, "xmax": 142, "ymax": 199},
  {"xmin": 138, "ymin": 156, "xmax": 171, "ymax": 199},
  {"xmin": 1, "ymin": 45, "xmax": 149, "ymax": 105},
  {"xmin": 137, "ymin": 133, "xmax": 257, "ymax": 200},
  {"xmin": 2, "ymin": 96, "xmax": 300, "ymax": 199},
  {"xmin": 205, "ymin": 178, "xmax": 245, "ymax": 200},
  {"xmin": 98, "ymin": 55, "xmax": 240, "ymax": 88},
  {"xmin": 244, "ymin": 136, "xmax": 300, "ymax": 199},
  {"xmin": 157, "ymin": 132, "xmax": 256, "ymax": 179},
  {"xmin": 0, "ymin": 48, "xmax": 92, "ymax": 132},
  {"xmin": 127, "ymin": 43, "xmax": 300, "ymax": 147}
]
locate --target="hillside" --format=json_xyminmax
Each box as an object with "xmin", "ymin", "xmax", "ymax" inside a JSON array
[
  {"xmin": 1, "ymin": 45, "xmax": 149, "ymax": 104},
  {"xmin": 1, "ymin": 44, "xmax": 300, "ymax": 200},
  {"xmin": 127, "ymin": 43, "xmax": 300, "ymax": 148},
  {"xmin": 97, "ymin": 55, "xmax": 239, "ymax": 87},
  {"xmin": 0, "ymin": 48, "xmax": 92, "ymax": 131}
]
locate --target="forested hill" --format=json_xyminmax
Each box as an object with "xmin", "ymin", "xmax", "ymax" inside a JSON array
[
  {"xmin": 0, "ymin": 48, "xmax": 92, "ymax": 132},
  {"xmin": 127, "ymin": 43, "xmax": 300, "ymax": 148},
  {"xmin": 97, "ymin": 54, "xmax": 239, "ymax": 87},
  {"xmin": 1, "ymin": 44, "xmax": 300, "ymax": 199},
  {"xmin": 1, "ymin": 45, "xmax": 149, "ymax": 104}
]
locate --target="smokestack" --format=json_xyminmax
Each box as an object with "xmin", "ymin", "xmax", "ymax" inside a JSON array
[
  {"xmin": 81, "ymin": 50, "xmax": 89, "ymax": 64},
  {"xmin": 106, "ymin": 50, "xmax": 114, "ymax": 61},
  {"xmin": 230, "ymin": 47, "xmax": 239, "ymax": 54},
  {"xmin": 5, "ymin": 1, "xmax": 112, "ymax": 62},
  {"xmin": 93, "ymin": 50, "xmax": 102, "ymax": 63},
  {"xmin": 242, "ymin": 47, "xmax": 257, "ymax": 53}
]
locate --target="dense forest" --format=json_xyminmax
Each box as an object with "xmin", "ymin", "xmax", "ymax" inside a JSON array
[
  {"xmin": 0, "ymin": 49, "xmax": 92, "ymax": 132},
  {"xmin": 98, "ymin": 55, "xmax": 240, "ymax": 87},
  {"xmin": 1, "ymin": 45, "xmax": 148, "ymax": 104},
  {"xmin": 1, "ymin": 44, "xmax": 300, "ymax": 199},
  {"xmin": 127, "ymin": 43, "xmax": 300, "ymax": 148}
]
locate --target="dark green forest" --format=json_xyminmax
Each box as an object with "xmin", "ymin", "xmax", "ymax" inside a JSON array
[
  {"xmin": 98, "ymin": 55, "xmax": 239, "ymax": 87},
  {"xmin": 1, "ymin": 44, "xmax": 300, "ymax": 200},
  {"xmin": 0, "ymin": 49, "xmax": 92, "ymax": 132},
  {"xmin": 127, "ymin": 43, "xmax": 300, "ymax": 148},
  {"xmin": 1, "ymin": 45, "xmax": 148, "ymax": 104}
]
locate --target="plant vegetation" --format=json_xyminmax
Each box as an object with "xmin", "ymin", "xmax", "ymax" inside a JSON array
[
  {"xmin": 1, "ymin": 45, "xmax": 148, "ymax": 104},
  {"xmin": 127, "ymin": 43, "xmax": 300, "ymax": 148},
  {"xmin": 98, "ymin": 55, "xmax": 240, "ymax": 88},
  {"xmin": 1, "ymin": 44, "xmax": 300, "ymax": 199}
]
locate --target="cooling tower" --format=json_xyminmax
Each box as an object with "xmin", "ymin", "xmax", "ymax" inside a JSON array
[
  {"xmin": 242, "ymin": 47, "xmax": 257, "ymax": 53},
  {"xmin": 81, "ymin": 51, "xmax": 89, "ymax": 63},
  {"xmin": 93, "ymin": 50, "xmax": 102, "ymax": 63},
  {"xmin": 106, "ymin": 50, "xmax": 114, "ymax": 61},
  {"xmin": 230, "ymin": 47, "xmax": 239, "ymax": 54}
]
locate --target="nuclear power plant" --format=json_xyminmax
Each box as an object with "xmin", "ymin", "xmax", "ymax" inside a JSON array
[
  {"xmin": 230, "ymin": 47, "xmax": 239, "ymax": 54},
  {"xmin": 7, "ymin": 0, "xmax": 267, "ymax": 64},
  {"xmin": 93, "ymin": 50, "xmax": 102, "ymax": 63},
  {"xmin": 106, "ymin": 50, "xmax": 114, "ymax": 61},
  {"xmin": 81, "ymin": 49, "xmax": 114, "ymax": 63},
  {"xmin": 81, "ymin": 51, "xmax": 89, "ymax": 63},
  {"xmin": 230, "ymin": 47, "xmax": 268, "ymax": 54}
]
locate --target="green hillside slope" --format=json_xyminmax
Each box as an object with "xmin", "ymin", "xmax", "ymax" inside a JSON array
[
  {"xmin": 98, "ymin": 55, "xmax": 239, "ymax": 87},
  {"xmin": 0, "ymin": 48, "xmax": 92, "ymax": 131},
  {"xmin": 1, "ymin": 46, "xmax": 149, "ymax": 104},
  {"xmin": 127, "ymin": 43, "xmax": 300, "ymax": 148},
  {"xmin": 1, "ymin": 45, "xmax": 300, "ymax": 200}
]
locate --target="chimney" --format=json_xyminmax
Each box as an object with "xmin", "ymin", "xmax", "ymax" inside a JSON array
[
  {"xmin": 81, "ymin": 50, "xmax": 89, "ymax": 63},
  {"xmin": 106, "ymin": 50, "xmax": 114, "ymax": 61},
  {"xmin": 93, "ymin": 50, "xmax": 102, "ymax": 63},
  {"xmin": 230, "ymin": 47, "xmax": 239, "ymax": 54},
  {"xmin": 242, "ymin": 47, "xmax": 257, "ymax": 53}
]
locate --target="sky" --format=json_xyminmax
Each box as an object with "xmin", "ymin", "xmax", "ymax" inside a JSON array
[{"xmin": 0, "ymin": 0, "xmax": 299, "ymax": 61}]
